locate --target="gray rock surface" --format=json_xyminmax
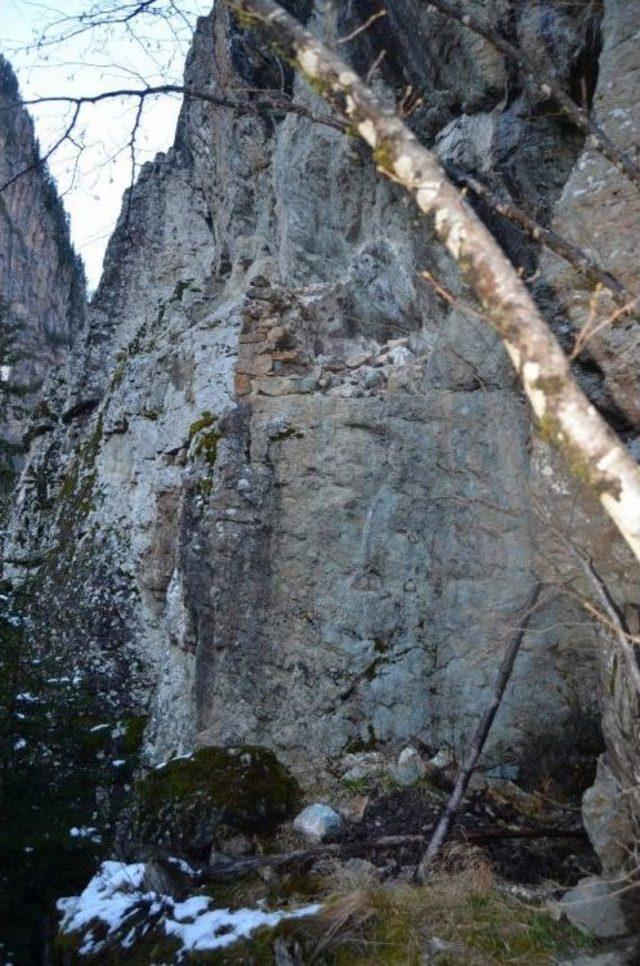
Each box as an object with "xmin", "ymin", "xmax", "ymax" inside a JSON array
[
  {"xmin": 561, "ymin": 877, "xmax": 629, "ymax": 939},
  {"xmin": 2, "ymin": 0, "xmax": 639, "ymax": 877}
]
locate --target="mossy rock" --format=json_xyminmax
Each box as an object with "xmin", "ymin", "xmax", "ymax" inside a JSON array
[{"xmin": 127, "ymin": 746, "xmax": 301, "ymax": 859}]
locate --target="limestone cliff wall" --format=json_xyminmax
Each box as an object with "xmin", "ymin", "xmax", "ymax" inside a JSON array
[
  {"xmin": 0, "ymin": 57, "xmax": 85, "ymax": 500},
  {"xmin": 3, "ymin": 0, "xmax": 638, "ymax": 862}
]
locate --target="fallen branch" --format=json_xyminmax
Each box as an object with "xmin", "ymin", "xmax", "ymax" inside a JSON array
[
  {"xmin": 231, "ymin": 0, "xmax": 640, "ymax": 562},
  {"xmin": 204, "ymin": 823, "xmax": 584, "ymax": 882},
  {"xmin": 417, "ymin": 583, "xmax": 544, "ymax": 878}
]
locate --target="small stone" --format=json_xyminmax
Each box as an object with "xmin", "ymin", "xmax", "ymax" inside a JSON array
[
  {"xmin": 383, "ymin": 338, "xmax": 410, "ymax": 349},
  {"xmin": 253, "ymin": 376, "xmax": 294, "ymax": 396},
  {"xmin": 388, "ymin": 746, "xmax": 427, "ymax": 786},
  {"xmin": 293, "ymin": 803, "xmax": 344, "ymax": 841},
  {"xmin": 339, "ymin": 751, "xmax": 384, "ymax": 780},
  {"xmin": 342, "ymin": 858, "xmax": 380, "ymax": 885},
  {"xmin": 336, "ymin": 795, "xmax": 368, "ymax": 823},
  {"xmin": 297, "ymin": 375, "xmax": 317, "ymax": 394},
  {"xmin": 388, "ymin": 345, "xmax": 414, "ymax": 365},
  {"xmin": 485, "ymin": 763, "xmax": 520, "ymax": 782},
  {"xmin": 364, "ymin": 368, "xmax": 384, "ymax": 389},
  {"xmin": 328, "ymin": 383, "xmax": 357, "ymax": 398},
  {"xmin": 345, "ymin": 352, "xmax": 371, "ymax": 369}
]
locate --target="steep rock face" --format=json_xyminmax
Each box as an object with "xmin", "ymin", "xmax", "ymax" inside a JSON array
[
  {"xmin": 0, "ymin": 58, "xmax": 84, "ymax": 502},
  {"xmin": 539, "ymin": 0, "xmax": 640, "ymax": 866},
  {"xmin": 3, "ymin": 0, "xmax": 620, "ymax": 798}
]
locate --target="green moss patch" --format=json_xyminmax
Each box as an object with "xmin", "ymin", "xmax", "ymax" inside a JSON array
[
  {"xmin": 189, "ymin": 412, "xmax": 222, "ymax": 467},
  {"xmin": 128, "ymin": 746, "xmax": 301, "ymax": 859}
]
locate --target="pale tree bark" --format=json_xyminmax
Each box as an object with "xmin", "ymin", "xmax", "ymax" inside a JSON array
[{"xmin": 230, "ymin": 0, "xmax": 640, "ymax": 565}]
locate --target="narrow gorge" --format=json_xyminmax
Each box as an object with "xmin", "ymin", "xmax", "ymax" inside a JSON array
[{"xmin": 1, "ymin": 1, "xmax": 639, "ymax": 962}]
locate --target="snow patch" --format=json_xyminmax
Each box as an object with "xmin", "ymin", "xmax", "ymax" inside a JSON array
[{"xmin": 58, "ymin": 861, "xmax": 321, "ymax": 957}]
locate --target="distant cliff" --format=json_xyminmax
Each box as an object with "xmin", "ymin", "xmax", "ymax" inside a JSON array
[{"xmin": 0, "ymin": 56, "xmax": 85, "ymax": 504}]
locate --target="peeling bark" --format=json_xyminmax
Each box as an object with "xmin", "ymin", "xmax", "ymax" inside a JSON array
[{"xmin": 230, "ymin": 0, "xmax": 640, "ymax": 564}]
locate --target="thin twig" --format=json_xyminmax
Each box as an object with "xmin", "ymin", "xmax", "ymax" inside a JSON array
[
  {"xmin": 576, "ymin": 554, "xmax": 640, "ymax": 697},
  {"xmin": 336, "ymin": 10, "xmax": 387, "ymax": 46},
  {"xmin": 570, "ymin": 295, "xmax": 640, "ymax": 358},
  {"xmin": 0, "ymin": 84, "xmax": 345, "ymax": 193},
  {"xmin": 0, "ymin": 101, "xmax": 81, "ymax": 192}
]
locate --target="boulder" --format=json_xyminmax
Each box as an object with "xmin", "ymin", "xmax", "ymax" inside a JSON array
[
  {"xmin": 582, "ymin": 756, "xmax": 634, "ymax": 875},
  {"xmin": 293, "ymin": 804, "xmax": 344, "ymax": 841},
  {"xmin": 123, "ymin": 746, "xmax": 301, "ymax": 859}
]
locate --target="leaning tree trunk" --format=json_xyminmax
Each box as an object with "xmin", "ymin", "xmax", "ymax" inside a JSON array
[{"xmin": 229, "ymin": 0, "xmax": 640, "ymax": 567}]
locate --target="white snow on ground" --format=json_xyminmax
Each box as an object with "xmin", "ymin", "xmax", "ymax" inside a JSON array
[
  {"xmin": 165, "ymin": 898, "xmax": 322, "ymax": 953},
  {"xmin": 57, "ymin": 861, "xmax": 321, "ymax": 958},
  {"xmin": 58, "ymin": 862, "xmax": 147, "ymax": 956}
]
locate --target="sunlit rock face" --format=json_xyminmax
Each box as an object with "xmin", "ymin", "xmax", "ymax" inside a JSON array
[
  {"xmin": 3, "ymin": 0, "xmax": 638, "ymax": 867},
  {"xmin": 0, "ymin": 57, "xmax": 85, "ymax": 503}
]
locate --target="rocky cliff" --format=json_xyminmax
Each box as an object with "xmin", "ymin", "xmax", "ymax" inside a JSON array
[
  {"xmin": 0, "ymin": 57, "xmax": 85, "ymax": 505},
  {"xmin": 2, "ymin": 0, "xmax": 640, "ymax": 958}
]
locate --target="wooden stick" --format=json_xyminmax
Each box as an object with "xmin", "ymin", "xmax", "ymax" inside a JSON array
[
  {"xmin": 417, "ymin": 583, "xmax": 544, "ymax": 879},
  {"xmin": 204, "ymin": 818, "xmax": 584, "ymax": 882}
]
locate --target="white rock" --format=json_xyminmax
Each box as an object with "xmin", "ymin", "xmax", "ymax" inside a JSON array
[
  {"xmin": 387, "ymin": 345, "xmax": 414, "ymax": 365},
  {"xmin": 345, "ymin": 352, "xmax": 371, "ymax": 369},
  {"xmin": 388, "ymin": 746, "xmax": 427, "ymax": 786},
  {"xmin": 293, "ymin": 804, "xmax": 344, "ymax": 841}
]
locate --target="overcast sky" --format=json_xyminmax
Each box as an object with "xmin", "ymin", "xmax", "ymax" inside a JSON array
[{"xmin": 2, "ymin": 0, "xmax": 210, "ymax": 289}]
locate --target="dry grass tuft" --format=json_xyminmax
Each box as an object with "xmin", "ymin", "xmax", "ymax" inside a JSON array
[{"xmin": 289, "ymin": 845, "xmax": 594, "ymax": 964}]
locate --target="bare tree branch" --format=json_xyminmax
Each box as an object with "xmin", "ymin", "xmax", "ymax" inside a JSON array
[
  {"xmin": 21, "ymin": 0, "xmax": 163, "ymax": 51},
  {"xmin": 570, "ymin": 547, "xmax": 640, "ymax": 697},
  {"xmin": 0, "ymin": 84, "xmax": 345, "ymax": 192},
  {"xmin": 445, "ymin": 164, "xmax": 635, "ymax": 307},
  {"xmin": 423, "ymin": 0, "xmax": 640, "ymax": 193},
  {"xmin": 0, "ymin": 101, "xmax": 81, "ymax": 192},
  {"xmin": 336, "ymin": 9, "xmax": 387, "ymax": 46}
]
